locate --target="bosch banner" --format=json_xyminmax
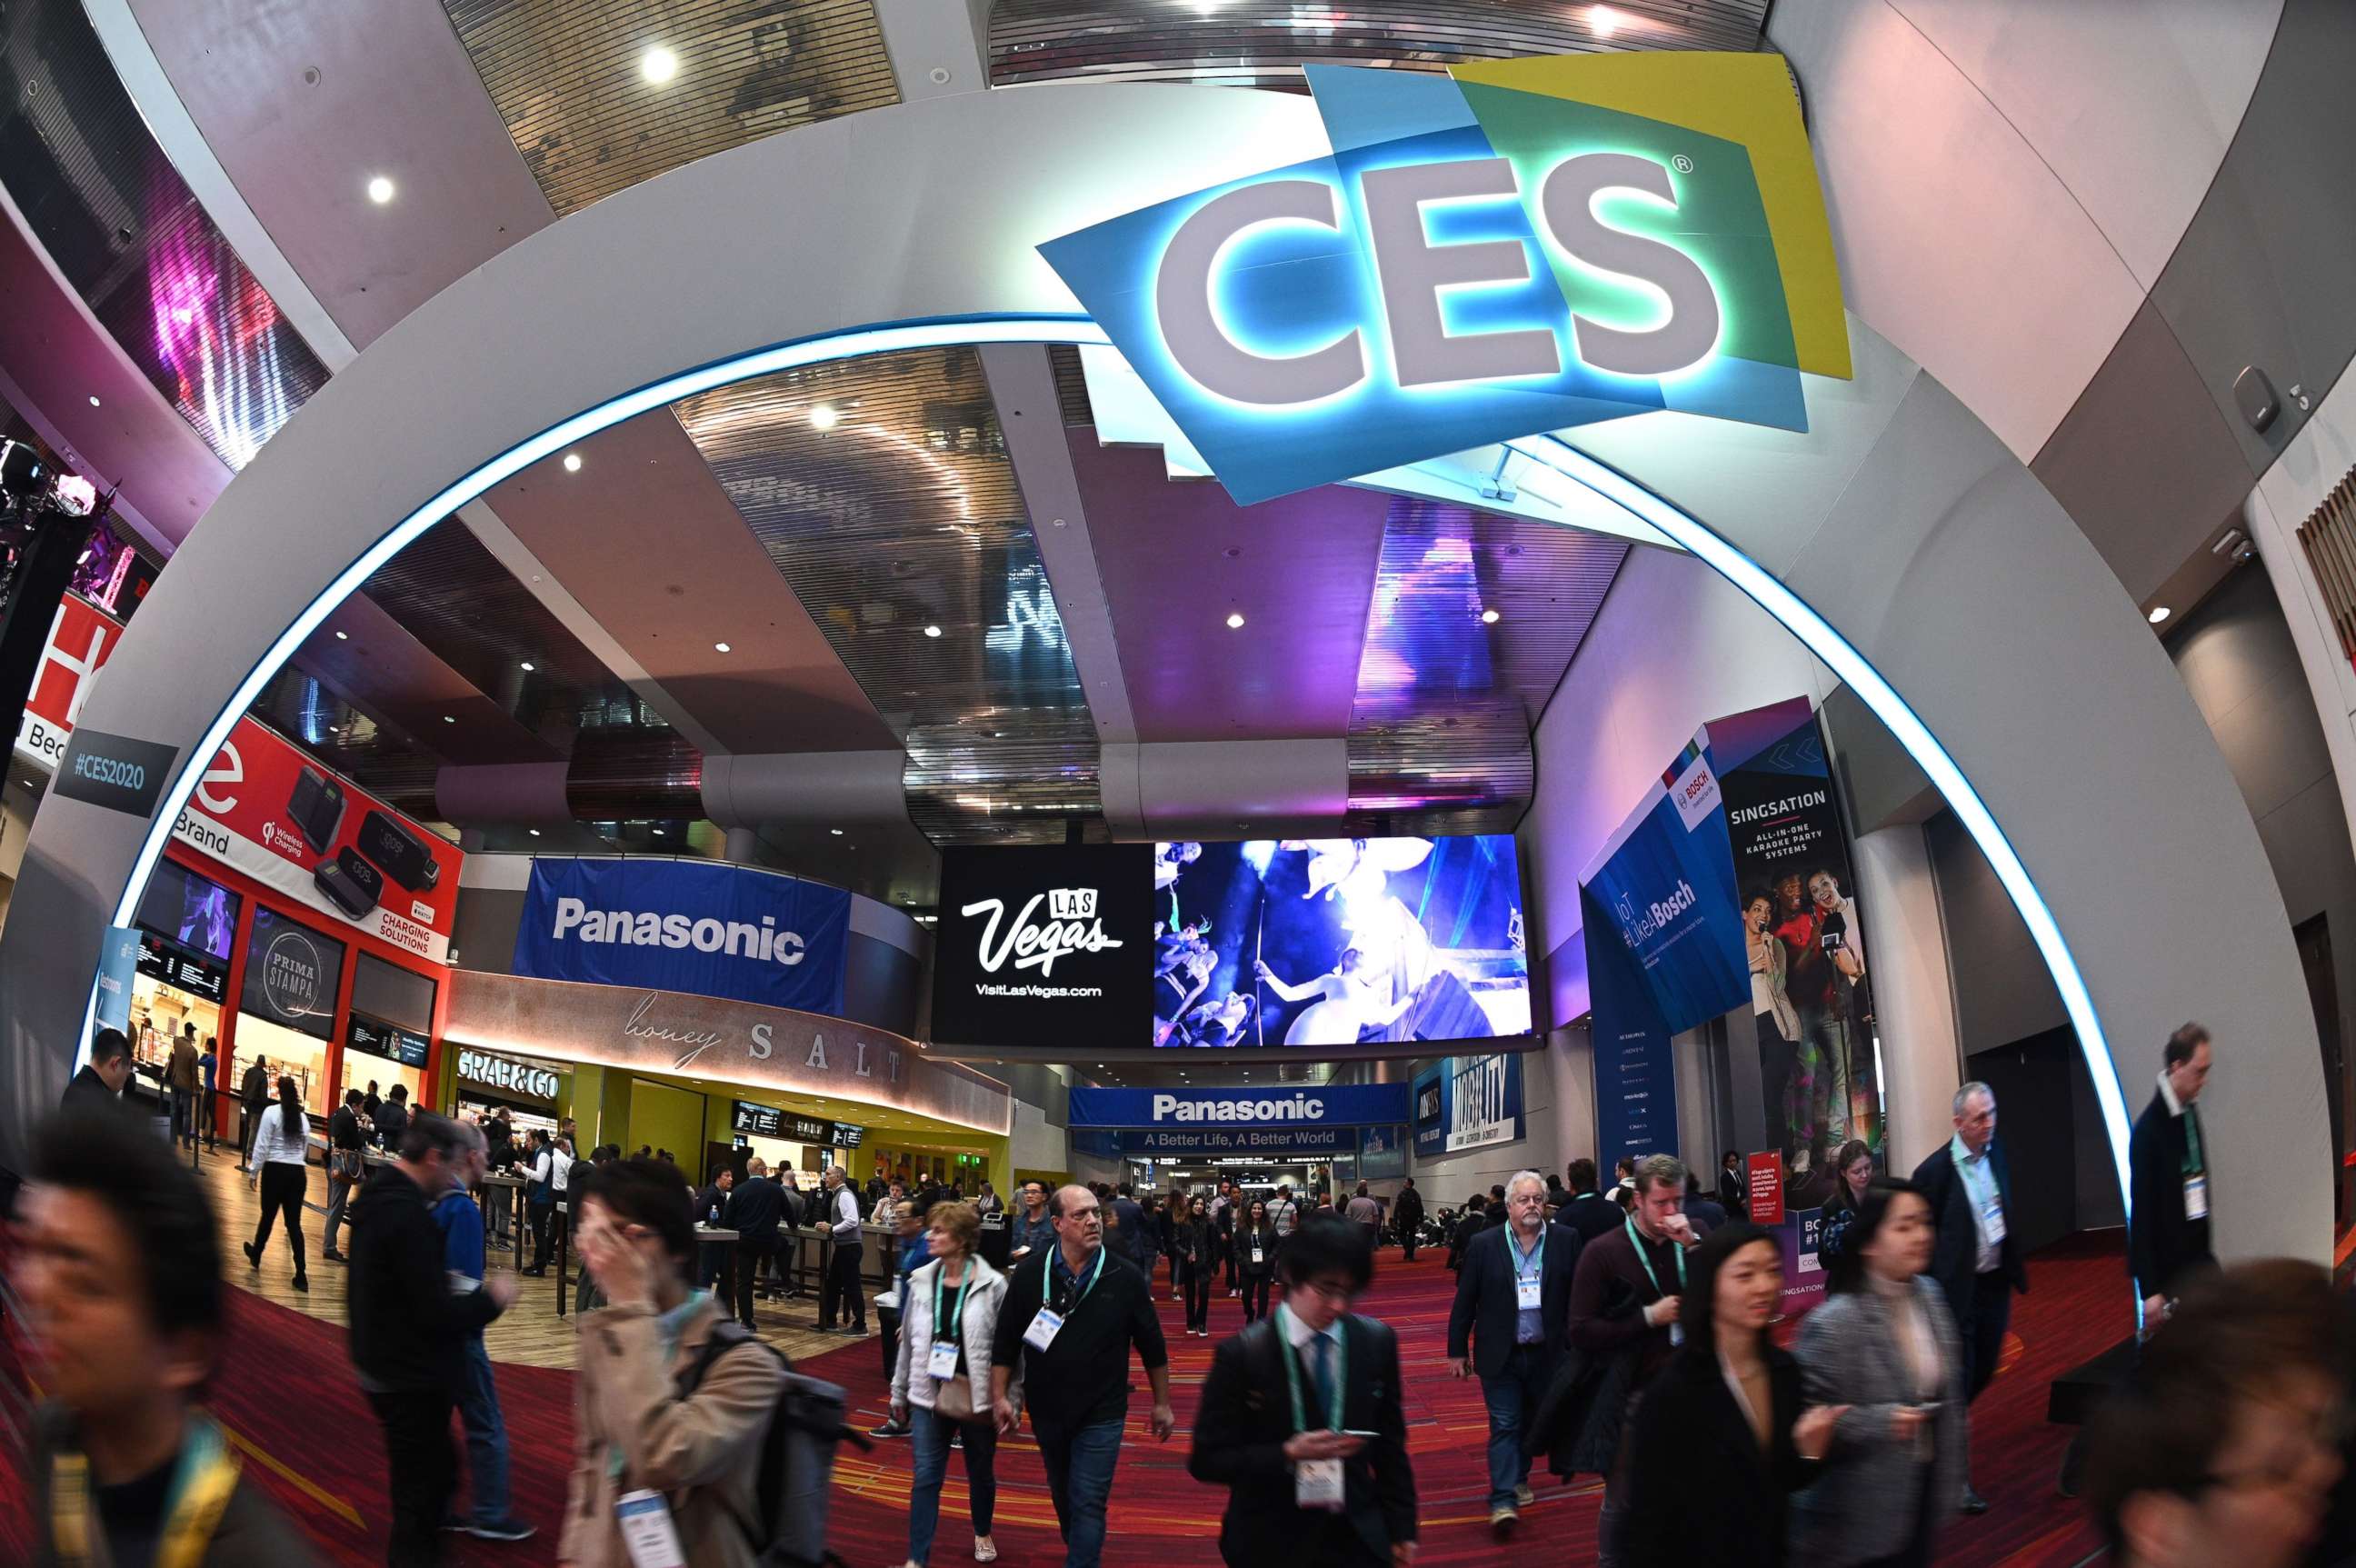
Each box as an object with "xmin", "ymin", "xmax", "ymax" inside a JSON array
[
  {"xmin": 514, "ymin": 857, "xmax": 849, "ymax": 1016},
  {"xmin": 14, "ymin": 593, "xmax": 124, "ymax": 774},
  {"xmin": 170, "ymin": 717, "xmax": 464, "ymax": 962}
]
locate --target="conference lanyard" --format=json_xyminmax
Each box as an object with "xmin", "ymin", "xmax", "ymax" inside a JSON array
[
  {"xmin": 1625, "ymin": 1217, "xmax": 1686, "ymax": 1300},
  {"xmin": 2182, "ymin": 1106, "xmax": 2205, "ymax": 1174},
  {"xmin": 1052, "ymin": 1245, "xmax": 1108, "ymax": 1314},
  {"xmin": 1275, "ymin": 1304, "xmax": 1347, "ymax": 1433},
  {"xmin": 51, "ymin": 1417, "xmax": 238, "ymax": 1568},
  {"xmin": 933, "ymin": 1263, "xmax": 975, "ymax": 1346}
]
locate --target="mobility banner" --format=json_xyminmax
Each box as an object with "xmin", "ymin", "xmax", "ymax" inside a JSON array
[
  {"xmin": 1068, "ymin": 1083, "xmax": 1411, "ymax": 1128},
  {"xmin": 1411, "ymin": 1052, "xmax": 1526, "ymax": 1157},
  {"xmin": 1712, "ymin": 697, "xmax": 1878, "ymax": 1210},
  {"xmin": 514, "ymin": 858, "xmax": 849, "ymax": 1015},
  {"xmin": 171, "ymin": 717, "xmax": 464, "ymax": 962}
]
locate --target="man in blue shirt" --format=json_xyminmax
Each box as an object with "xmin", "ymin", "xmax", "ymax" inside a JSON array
[
  {"xmin": 430, "ymin": 1123, "xmax": 534, "ymax": 1542},
  {"xmin": 871, "ymin": 1194, "xmax": 934, "ymax": 1438},
  {"xmin": 1010, "ymin": 1179, "xmax": 1056, "ymax": 1263},
  {"xmin": 196, "ymin": 1036, "xmax": 219, "ymax": 1152}
]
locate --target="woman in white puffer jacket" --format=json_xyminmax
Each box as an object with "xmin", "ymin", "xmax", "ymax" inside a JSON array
[{"xmin": 890, "ymin": 1200, "xmax": 1009, "ymax": 1567}]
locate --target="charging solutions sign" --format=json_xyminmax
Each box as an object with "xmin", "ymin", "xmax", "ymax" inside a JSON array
[
  {"xmin": 1040, "ymin": 52, "xmax": 1849, "ymax": 504},
  {"xmin": 514, "ymin": 858, "xmax": 849, "ymax": 1015}
]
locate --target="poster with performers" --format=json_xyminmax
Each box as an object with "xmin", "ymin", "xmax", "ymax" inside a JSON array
[{"xmin": 1710, "ymin": 697, "xmax": 1880, "ymax": 1210}]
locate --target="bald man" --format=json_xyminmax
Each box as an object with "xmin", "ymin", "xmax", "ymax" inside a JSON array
[{"xmin": 993, "ymin": 1183, "xmax": 1173, "ymax": 1568}]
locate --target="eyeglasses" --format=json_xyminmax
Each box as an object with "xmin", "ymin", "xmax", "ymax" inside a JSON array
[{"xmin": 1297, "ymin": 1279, "xmax": 1357, "ymax": 1305}]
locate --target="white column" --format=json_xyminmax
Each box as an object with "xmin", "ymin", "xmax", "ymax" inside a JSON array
[
  {"xmin": 1852, "ymin": 825, "xmax": 1962, "ymax": 1173},
  {"xmin": 723, "ymin": 825, "xmax": 763, "ymax": 864}
]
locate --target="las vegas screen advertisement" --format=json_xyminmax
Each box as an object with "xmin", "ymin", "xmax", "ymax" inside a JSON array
[{"xmin": 928, "ymin": 835, "xmax": 1532, "ymax": 1053}]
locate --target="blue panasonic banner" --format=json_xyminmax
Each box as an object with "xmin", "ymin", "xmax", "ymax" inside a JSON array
[
  {"xmin": 1067, "ymin": 1083, "xmax": 1410, "ymax": 1129},
  {"xmin": 514, "ymin": 858, "xmax": 849, "ymax": 1015},
  {"xmin": 1113, "ymin": 1126, "xmax": 1358, "ymax": 1159},
  {"xmin": 1411, "ymin": 1053, "xmax": 1525, "ymax": 1157}
]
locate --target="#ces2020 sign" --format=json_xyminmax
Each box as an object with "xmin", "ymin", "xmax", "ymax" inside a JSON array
[{"xmin": 1040, "ymin": 53, "xmax": 1851, "ymax": 504}]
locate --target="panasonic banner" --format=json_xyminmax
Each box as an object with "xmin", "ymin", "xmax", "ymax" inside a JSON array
[
  {"xmin": 514, "ymin": 858, "xmax": 849, "ymax": 1015},
  {"xmin": 1069, "ymin": 1083, "xmax": 1413, "ymax": 1130}
]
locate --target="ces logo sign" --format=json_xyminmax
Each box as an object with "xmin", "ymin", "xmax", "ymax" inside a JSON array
[{"xmin": 1040, "ymin": 53, "xmax": 1851, "ymax": 504}]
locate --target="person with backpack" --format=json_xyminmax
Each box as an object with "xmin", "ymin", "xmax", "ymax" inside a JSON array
[{"xmin": 563, "ymin": 1156, "xmax": 785, "ymax": 1568}]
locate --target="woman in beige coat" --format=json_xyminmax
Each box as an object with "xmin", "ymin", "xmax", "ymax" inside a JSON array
[{"xmin": 560, "ymin": 1156, "xmax": 784, "ymax": 1568}]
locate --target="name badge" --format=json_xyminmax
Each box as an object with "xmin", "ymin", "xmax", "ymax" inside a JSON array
[
  {"xmin": 1981, "ymin": 1201, "xmax": 2006, "ymax": 1246},
  {"xmin": 1294, "ymin": 1456, "xmax": 1344, "ymax": 1512},
  {"xmin": 1669, "ymin": 1323, "xmax": 1685, "ymax": 1348},
  {"xmin": 1023, "ymin": 1307, "xmax": 1064, "ymax": 1353},
  {"xmin": 1251, "ymin": 1242, "xmax": 1264, "ymax": 1263},
  {"xmin": 616, "ymin": 1490, "xmax": 688, "ymax": 1568},
  {"xmin": 1516, "ymin": 1275, "xmax": 1542, "ymax": 1312},
  {"xmin": 928, "ymin": 1339, "xmax": 963, "ymax": 1380},
  {"xmin": 2184, "ymin": 1175, "xmax": 2209, "ymax": 1221}
]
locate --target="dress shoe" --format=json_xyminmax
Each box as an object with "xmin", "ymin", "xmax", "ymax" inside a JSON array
[
  {"xmin": 1960, "ymin": 1486, "xmax": 1989, "ymax": 1514},
  {"xmin": 242, "ymin": 1242, "xmax": 259, "ymax": 1269}
]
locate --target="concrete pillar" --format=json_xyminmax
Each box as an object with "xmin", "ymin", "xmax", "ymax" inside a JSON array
[
  {"xmin": 1852, "ymin": 825, "xmax": 1962, "ymax": 1173},
  {"xmin": 723, "ymin": 825, "xmax": 763, "ymax": 864}
]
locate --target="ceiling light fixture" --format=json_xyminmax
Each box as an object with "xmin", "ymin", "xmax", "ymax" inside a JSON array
[
  {"xmin": 830, "ymin": 828, "xmax": 844, "ymax": 836},
  {"xmin": 713, "ymin": 641, "xmax": 731, "ymax": 654},
  {"xmin": 520, "ymin": 660, "xmax": 535, "ymax": 672},
  {"xmin": 334, "ymin": 630, "xmax": 349, "ymax": 641},
  {"xmin": 1482, "ymin": 607, "xmax": 1501, "ymax": 624},
  {"xmin": 640, "ymin": 45, "xmax": 679, "ymax": 84},
  {"xmin": 562, "ymin": 452, "xmax": 583, "ymax": 473},
  {"xmin": 923, "ymin": 624, "xmax": 942, "ymax": 638},
  {"xmin": 1225, "ymin": 611, "xmax": 1245, "ymax": 629},
  {"xmin": 810, "ymin": 404, "xmax": 840, "ymax": 431},
  {"xmin": 366, "ymin": 175, "xmax": 395, "ymax": 205},
  {"xmin": 1590, "ymin": 4, "xmax": 1621, "ymax": 36},
  {"xmin": 653, "ymin": 827, "xmax": 666, "ymax": 836},
  {"xmin": 87, "ymin": 395, "xmax": 101, "ymax": 408},
  {"xmin": 2148, "ymin": 605, "xmax": 2171, "ymax": 625},
  {"xmin": 441, "ymin": 714, "xmax": 454, "ymax": 724},
  {"xmin": 529, "ymin": 828, "xmax": 541, "ymax": 837}
]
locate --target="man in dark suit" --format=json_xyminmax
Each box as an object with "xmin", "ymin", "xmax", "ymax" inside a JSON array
[
  {"xmin": 1557, "ymin": 1159, "xmax": 1622, "ymax": 1243},
  {"xmin": 1447, "ymin": 1193, "xmax": 1487, "ymax": 1270},
  {"xmin": 1190, "ymin": 1214, "xmax": 1416, "ymax": 1568},
  {"xmin": 1447, "ymin": 1170, "xmax": 1584, "ymax": 1538},
  {"xmin": 1717, "ymin": 1150, "xmax": 1745, "ymax": 1213},
  {"xmin": 1912, "ymin": 1079, "xmax": 2027, "ymax": 1513},
  {"xmin": 60, "ymin": 1028, "xmax": 134, "ymax": 1114},
  {"xmin": 2131, "ymin": 1023, "xmax": 2217, "ymax": 1330},
  {"xmin": 723, "ymin": 1156, "xmax": 784, "ymax": 1331},
  {"xmin": 1392, "ymin": 1178, "xmax": 1425, "ymax": 1262}
]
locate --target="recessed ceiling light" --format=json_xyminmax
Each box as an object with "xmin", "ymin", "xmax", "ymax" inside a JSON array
[
  {"xmin": 640, "ymin": 45, "xmax": 679, "ymax": 84},
  {"xmin": 830, "ymin": 828, "xmax": 844, "ymax": 836},
  {"xmin": 810, "ymin": 404, "xmax": 840, "ymax": 431},
  {"xmin": 334, "ymin": 630, "xmax": 349, "ymax": 641},
  {"xmin": 713, "ymin": 641, "xmax": 731, "ymax": 654},
  {"xmin": 1225, "ymin": 611, "xmax": 1245, "ymax": 629},
  {"xmin": 87, "ymin": 395, "xmax": 101, "ymax": 408},
  {"xmin": 923, "ymin": 624, "xmax": 942, "ymax": 638},
  {"xmin": 1590, "ymin": 4, "xmax": 1621, "ymax": 37},
  {"xmin": 520, "ymin": 660, "xmax": 535, "ymax": 672},
  {"xmin": 442, "ymin": 714, "xmax": 455, "ymax": 724},
  {"xmin": 1482, "ymin": 608, "xmax": 1501, "ymax": 624},
  {"xmin": 562, "ymin": 452, "xmax": 583, "ymax": 474},
  {"xmin": 366, "ymin": 175, "xmax": 395, "ymax": 205},
  {"xmin": 2148, "ymin": 605, "xmax": 2171, "ymax": 625},
  {"xmin": 652, "ymin": 827, "xmax": 666, "ymax": 836},
  {"xmin": 528, "ymin": 828, "xmax": 541, "ymax": 837}
]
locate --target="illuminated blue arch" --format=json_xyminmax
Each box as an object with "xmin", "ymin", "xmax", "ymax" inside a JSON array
[{"xmin": 86, "ymin": 315, "xmax": 2133, "ymax": 1286}]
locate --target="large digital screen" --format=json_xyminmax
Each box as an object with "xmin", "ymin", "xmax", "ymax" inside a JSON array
[
  {"xmin": 135, "ymin": 858, "xmax": 239, "ymax": 964},
  {"xmin": 1154, "ymin": 836, "xmax": 1529, "ymax": 1049},
  {"xmin": 929, "ymin": 835, "xmax": 1532, "ymax": 1053}
]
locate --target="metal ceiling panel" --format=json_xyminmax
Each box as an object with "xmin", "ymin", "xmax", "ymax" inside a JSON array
[
  {"xmin": 444, "ymin": 0, "xmax": 901, "ymax": 217},
  {"xmin": 1070, "ymin": 434, "xmax": 1392, "ymax": 742},
  {"xmin": 675, "ymin": 345, "xmax": 1101, "ymax": 840},
  {"xmin": 479, "ymin": 407, "xmax": 898, "ymax": 755},
  {"xmin": 990, "ymin": 0, "xmax": 1772, "ymax": 89},
  {"xmin": 0, "ymin": 0, "xmax": 328, "ymax": 470},
  {"xmin": 1346, "ymin": 498, "xmax": 1626, "ymax": 826},
  {"xmin": 126, "ymin": 0, "xmax": 558, "ymax": 351}
]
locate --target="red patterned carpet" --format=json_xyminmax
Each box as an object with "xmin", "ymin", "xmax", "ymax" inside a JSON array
[{"xmin": 4, "ymin": 1234, "xmax": 2126, "ymax": 1566}]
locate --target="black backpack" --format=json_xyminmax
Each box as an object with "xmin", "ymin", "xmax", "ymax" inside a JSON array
[{"xmin": 677, "ymin": 1323, "xmax": 871, "ymax": 1568}]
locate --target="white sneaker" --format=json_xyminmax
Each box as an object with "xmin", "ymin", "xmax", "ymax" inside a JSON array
[
  {"xmin": 974, "ymin": 1537, "xmax": 998, "ymax": 1563},
  {"xmin": 1514, "ymin": 1483, "xmax": 1534, "ymax": 1508}
]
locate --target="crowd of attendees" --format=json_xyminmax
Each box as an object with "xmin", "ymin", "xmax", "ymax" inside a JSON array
[{"xmin": 14, "ymin": 1025, "xmax": 2356, "ymax": 1568}]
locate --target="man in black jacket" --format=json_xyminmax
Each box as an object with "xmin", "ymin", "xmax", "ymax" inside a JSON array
[
  {"xmin": 724, "ymin": 1157, "xmax": 784, "ymax": 1330},
  {"xmin": 1190, "ymin": 1214, "xmax": 1417, "ymax": 1568},
  {"xmin": 348, "ymin": 1112, "xmax": 518, "ymax": 1566},
  {"xmin": 60, "ymin": 1028, "xmax": 134, "ymax": 1114},
  {"xmin": 322, "ymin": 1088, "xmax": 367, "ymax": 1263},
  {"xmin": 237, "ymin": 1056, "xmax": 270, "ymax": 1169},
  {"xmin": 1447, "ymin": 1170, "xmax": 1584, "ymax": 1537},
  {"xmin": 694, "ymin": 1163, "xmax": 734, "ymax": 1292},
  {"xmin": 1557, "ymin": 1160, "xmax": 1622, "ymax": 1243},
  {"xmin": 1912, "ymin": 1079, "xmax": 2027, "ymax": 1514},
  {"xmin": 2131, "ymin": 1024, "xmax": 2218, "ymax": 1329},
  {"xmin": 1393, "ymin": 1178, "xmax": 1425, "ymax": 1263},
  {"xmin": 1447, "ymin": 1193, "xmax": 1487, "ymax": 1270}
]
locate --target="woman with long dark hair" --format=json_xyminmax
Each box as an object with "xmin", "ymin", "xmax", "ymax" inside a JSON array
[
  {"xmin": 1622, "ymin": 1223, "xmax": 1843, "ymax": 1565},
  {"xmin": 1817, "ymin": 1139, "xmax": 1877, "ymax": 1263},
  {"xmin": 1791, "ymin": 1179, "xmax": 1965, "ymax": 1567},
  {"xmin": 1177, "ymin": 1194, "xmax": 1216, "ymax": 1336},
  {"xmin": 1236, "ymin": 1198, "xmax": 1276, "ymax": 1323},
  {"xmin": 244, "ymin": 1075, "xmax": 312, "ymax": 1293}
]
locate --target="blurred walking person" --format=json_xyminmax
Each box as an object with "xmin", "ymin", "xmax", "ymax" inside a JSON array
[
  {"xmin": 242, "ymin": 1075, "xmax": 311, "ymax": 1293},
  {"xmin": 431, "ymin": 1120, "xmax": 534, "ymax": 1542}
]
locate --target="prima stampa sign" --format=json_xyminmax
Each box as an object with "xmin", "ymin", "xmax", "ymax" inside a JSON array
[{"xmin": 930, "ymin": 844, "xmax": 1154, "ymax": 1049}]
